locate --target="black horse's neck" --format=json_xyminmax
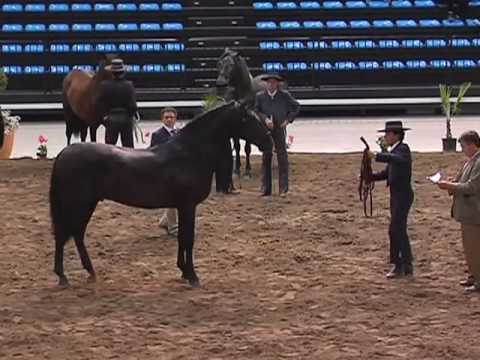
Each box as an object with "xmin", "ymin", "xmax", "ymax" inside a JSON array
[{"xmin": 225, "ymin": 55, "xmax": 254, "ymax": 102}]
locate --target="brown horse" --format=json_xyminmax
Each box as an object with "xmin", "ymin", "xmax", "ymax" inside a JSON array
[{"xmin": 62, "ymin": 54, "xmax": 116, "ymax": 145}]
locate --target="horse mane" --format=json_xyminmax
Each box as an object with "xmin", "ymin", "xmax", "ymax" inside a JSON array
[{"xmin": 179, "ymin": 101, "xmax": 234, "ymax": 137}]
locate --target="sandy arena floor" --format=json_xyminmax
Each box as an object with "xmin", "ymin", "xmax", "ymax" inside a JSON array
[{"xmin": 1, "ymin": 153, "xmax": 480, "ymax": 359}]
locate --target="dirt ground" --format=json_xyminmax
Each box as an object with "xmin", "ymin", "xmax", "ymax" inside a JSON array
[{"xmin": 1, "ymin": 153, "xmax": 480, "ymax": 360}]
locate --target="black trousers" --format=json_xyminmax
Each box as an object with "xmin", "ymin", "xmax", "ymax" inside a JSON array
[
  {"xmin": 215, "ymin": 139, "xmax": 234, "ymax": 192},
  {"xmin": 389, "ymin": 189, "xmax": 414, "ymax": 265},
  {"xmin": 261, "ymin": 127, "xmax": 289, "ymax": 194},
  {"xmin": 105, "ymin": 122, "xmax": 134, "ymax": 148}
]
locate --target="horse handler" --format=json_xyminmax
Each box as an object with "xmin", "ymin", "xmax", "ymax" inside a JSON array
[{"xmin": 95, "ymin": 58, "xmax": 138, "ymax": 148}]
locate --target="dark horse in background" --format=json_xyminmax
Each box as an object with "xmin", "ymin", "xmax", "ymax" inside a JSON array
[
  {"xmin": 0, "ymin": 110, "xmax": 4, "ymax": 147},
  {"xmin": 50, "ymin": 100, "xmax": 273, "ymax": 288},
  {"xmin": 215, "ymin": 48, "xmax": 286, "ymax": 178},
  {"xmin": 62, "ymin": 54, "xmax": 116, "ymax": 145}
]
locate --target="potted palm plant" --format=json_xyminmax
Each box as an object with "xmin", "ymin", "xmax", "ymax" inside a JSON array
[{"xmin": 439, "ymin": 82, "xmax": 471, "ymax": 152}]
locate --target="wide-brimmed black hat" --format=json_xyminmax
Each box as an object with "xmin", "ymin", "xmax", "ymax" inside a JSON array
[
  {"xmin": 260, "ymin": 73, "xmax": 284, "ymax": 82},
  {"xmin": 377, "ymin": 121, "xmax": 411, "ymax": 132},
  {"xmin": 105, "ymin": 58, "xmax": 126, "ymax": 73}
]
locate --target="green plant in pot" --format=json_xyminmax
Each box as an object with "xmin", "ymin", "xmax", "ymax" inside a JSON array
[
  {"xmin": 439, "ymin": 82, "xmax": 471, "ymax": 152},
  {"xmin": 0, "ymin": 68, "xmax": 7, "ymax": 91}
]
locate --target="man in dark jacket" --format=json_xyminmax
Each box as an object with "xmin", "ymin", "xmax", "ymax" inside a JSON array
[
  {"xmin": 255, "ymin": 74, "xmax": 300, "ymax": 196},
  {"xmin": 369, "ymin": 121, "xmax": 414, "ymax": 278},
  {"xmin": 150, "ymin": 107, "xmax": 179, "ymax": 236},
  {"xmin": 95, "ymin": 58, "xmax": 138, "ymax": 148}
]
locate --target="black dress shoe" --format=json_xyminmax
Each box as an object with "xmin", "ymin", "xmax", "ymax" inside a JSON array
[
  {"xmin": 460, "ymin": 276, "xmax": 475, "ymax": 287},
  {"xmin": 404, "ymin": 263, "xmax": 414, "ymax": 276},
  {"xmin": 260, "ymin": 192, "xmax": 271, "ymax": 197},
  {"xmin": 386, "ymin": 264, "xmax": 404, "ymax": 279}
]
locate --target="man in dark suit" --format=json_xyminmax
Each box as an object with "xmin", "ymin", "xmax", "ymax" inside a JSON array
[
  {"xmin": 150, "ymin": 107, "xmax": 179, "ymax": 236},
  {"xmin": 255, "ymin": 74, "xmax": 300, "ymax": 196},
  {"xmin": 95, "ymin": 58, "xmax": 138, "ymax": 148},
  {"xmin": 368, "ymin": 121, "xmax": 414, "ymax": 278}
]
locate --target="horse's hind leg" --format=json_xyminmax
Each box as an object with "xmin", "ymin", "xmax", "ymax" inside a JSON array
[
  {"xmin": 233, "ymin": 137, "xmax": 241, "ymax": 176},
  {"xmin": 54, "ymin": 228, "xmax": 70, "ymax": 288},
  {"xmin": 244, "ymin": 142, "xmax": 252, "ymax": 178},
  {"xmin": 178, "ymin": 205, "xmax": 199, "ymax": 287},
  {"xmin": 89, "ymin": 124, "xmax": 99, "ymax": 143},
  {"xmin": 73, "ymin": 202, "xmax": 98, "ymax": 282},
  {"xmin": 80, "ymin": 126, "xmax": 88, "ymax": 142}
]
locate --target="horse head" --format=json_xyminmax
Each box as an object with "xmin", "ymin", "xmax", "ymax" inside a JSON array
[
  {"xmin": 96, "ymin": 53, "xmax": 118, "ymax": 79},
  {"xmin": 215, "ymin": 48, "xmax": 253, "ymax": 99},
  {"xmin": 231, "ymin": 100, "xmax": 273, "ymax": 153}
]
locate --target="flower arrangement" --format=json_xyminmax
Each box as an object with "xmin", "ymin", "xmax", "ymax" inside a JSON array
[
  {"xmin": 36, "ymin": 135, "xmax": 48, "ymax": 158},
  {"xmin": 439, "ymin": 82, "xmax": 471, "ymax": 139},
  {"xmin": 1, "ymin": 109, "xmax": 20, "ymax": 135}
]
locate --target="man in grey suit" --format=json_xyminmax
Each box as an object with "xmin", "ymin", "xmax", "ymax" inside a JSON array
[{"xmin": 255, "ymin": 74, "xmax": 300, "ymax": 196}]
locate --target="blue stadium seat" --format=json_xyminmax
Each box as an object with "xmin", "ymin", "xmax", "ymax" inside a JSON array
[
  {"xmin": 470, "ymin": 0, "xmax": 480, "ymax": 6},
  {"xmin": 443, "ymin": 18, "xmax": 464, "ymax": 26},
  {"xmin": 335, "ymin": 61, "xmax": 356, "ymax": 70},
  {"xmin": 287, "ymin": 62, "xmax": 308, "ymax": 71},
  {"xmin": 73, "ymin": 65, "xmax": 94, "ymax": 71},
  {"xmin": 465, "ymin": 18, "xmax": 480, "ymax": 26},
  {"xmin": 391, "ymin": 0, "xmax": 412, "ymax": 7},
  {"xmin": 355, "ymin": 40, "xmax": 376, "ymax": 48},
  {"xmin": 162, "ymin": 3, "xmax": 182, "ymax": 11},
  {"xmin": 24, "ymin": 65, "xmax": 45, "ymax": 74},
  {"xmin": 454, "ymin": 59, "xmax": 476, "ymax": 67},
  {"xmin": 256, "ymin": 21, "xmax": 277, "ymax": 29},
  {"xmin": 277, "ymin": 2, "xmax": 297, "ymax": 9},
  {"xmin": 49, "ymin": 3, "xmax": 69, "ymax": 12},
  {"xmin": 300, "ymin": 1, "xmax": 321, "ymax": 8},
  {"xmin": 331, "ymin": 40, "xmax": 352, "ymax": 48},
  {"xmin": 72, "ymin": 44, "xmax": 93, "ymax": 52},
  {"xmin": 119, "ymin": 43, "xmax": 141, "ymax": 52},
  {"xmin": 253, "ymin": 2, "xmax": 274, "ymax": 9},
  {"xmin": 50, "ymin": 44, "xmax": 70, "ymax": 52},
  {"xmin": 94, "ymin": 3, "xmax": 115, "ymax": 11},
  {"xmin": 165, "ymin": 42, "xmax": 184, "ymax": 51},
  {"xmin": 430, "ymin": 59, "xmax": 450, "ymax": 68},
  {"xmin": 139, "ymin": 3, "xmax": 160, "ymax": 11},
  {"xmin": 373, "ymin": 20, "xmax": 394, "ymax": 28},
  {"xmin": 406, "ymin": 60, "xmax": 427, "ymax": 68},
  {"xmin": 350, "ymin": 20, "xmax": 370, "ymax": 28},
  {"xmin": 419, "ymin": 19, "xmax": 441, "ymax": 27},
  {"xmin": 358, "ymin": 61, "xmax": 380, "ymax": 70},
  {"xmin": 165, "ymin": 64, "xmax": 185, "ymax": 72},
  {"xmin": 414, "ymin": 0, "xmax": 435, "ymax": 6},
  {"xmin": 369, "ymin": 1, "xmax": 389, "ymax": 7},
  {"xmin": 73, "ymin": 24, "xmax": 93, "ymax": 32},
  {"xmin": 49, "ymin": 24, "xmax": 70, "ymax": 32},
  {"xmin": 96, "ymin": 43, "xmax": 117, "ymax": 52},
  {"xmin": 118, "ymin": 23, "xmax": 138, "ymax": 31},
  {"xmin": 126, "ymin": 64, "xmax": 141, "ymax": 72},
  {"xmin": 378, "ymin": 39, "xmax": 400, "ymax": 48},
  {"xmin": 396, "ymin": 19, "xmax": 417, "ymax": 27},
  {"xmin": 345, "ymin": 1, "xmax": 367, "ymax": 8},
  {"xmin": 25, "ymin": 44, "xmax": 44, "ymax": 52},
  {"xmin": 95, "ymin": 23, "xmax": 115, "ymax": 31},
  {"xmin": 25, "ymin": 24, "xmax": 46, "ymax": 32},
  {"xmin": 402, "ymin": 39, "xmax": 424, "ymax": 48},
  {"xmin": 142, "ymin": 43, "xmax": 162, "ymax": 52},
  {"xmin": 284, "ymin": 41, "xmax": 305, "ymax": 50},
  {"xmin": 25, "ymin": 3, "xmax": 46, "ymax": 12},
  {"xmin": 143, "ymin": 64, "xmax": 163, "ymax": 73},
  {"xmin": 307, "ymin": 40, "xmax": 328, "ymax": 49},
  {"xmin": 312, "ymin": 62, "xmax": 333, "ymax": 70},
  {"xmin": 327, "ymin": 20, "xmax": 348, "ymax": 28},
  {"xmin": 426, "ymin": 39, "xmax": 447, "ymax": 47},
  {"xmin": 323, "ymin": 1, "xmax": 344, "ymax": 8},
  {"xmin": 2, "ymin": 44, "xmax": 22, "ymax": 53},
  {"xmin": 50, "ymin": 65, "xmax": 71, "ymax": 74},
  {"xmin": 280, "ymin": 21, "xmax": 301, "ymax": 29},
  {"xmin": 72, "ymin": 3, "xmax": 92, "ymax": 11},
  {"xmin": 117, "ymin": 3, "xmax": 137, "ymax": 11},
  {"xmin": 2, "ymin": 4, "xmax": 23, "ymax": 12},
  {"xmin": 259, "ymin": 41, "xmax": 281, "ymax": 49},
  {"xmin": 452, "ymin": 38, "xmax": 471, "ymax": 47},
  {"xmin": 140, "ymin": 23, "xmax": 161, "ymax": 31},
  {"xmin": 382, "ymin": 60, "xmax": 405, "ymax": 69},
  {"xmin": 2, "ymin": 24, "xmax": 23, "ymax": 32},
  {"xmin": 472, "ymin": 38, "xmax": 480, "ymax": 46},
  {"xmin": 303, "ymin": 21, "xmax": 323, "ymax": 28},
  {"xmin": 163, "ymin": 22, "xmax": 183, "ymax": 30},
  {"xmin": 2, "ymin": 66, "xmax": 22, "ymax": 74},
  {"xmin": 263, "ymin": 62, "xmax": 285, "ymax": 71}
]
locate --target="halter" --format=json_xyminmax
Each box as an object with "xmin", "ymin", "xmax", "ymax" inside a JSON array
[{"xmin": 359, "ymin": 136, "xmax": 374, "ymax": 217}]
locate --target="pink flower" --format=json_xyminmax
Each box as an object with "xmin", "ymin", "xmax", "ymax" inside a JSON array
[
  {"xmin": 288, "ymin": 135, "xmax": 294, "ymax": 144},
  {"xmin": 145, "ymin": 131, "xmax": 150, "ymax": 138},
  {"xmin": 38, "ymin": 135, "xmax": 48, "ymax": 143}
]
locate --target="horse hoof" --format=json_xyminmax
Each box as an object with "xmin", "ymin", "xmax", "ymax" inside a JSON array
[
  {"xmin": 58, "ymin": 278, "xmax": 70, "ymax": 289},
  {"xmin": 189, "ymin": 278, "xmax": 201, "ymax": 288},
  {"xmin": 87, "ymin": 274, "xmax": 96, "ymax": 283}
]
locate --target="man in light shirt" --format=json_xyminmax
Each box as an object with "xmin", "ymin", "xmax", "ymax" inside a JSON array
[
  {"xmin": 150, "ymin": 107, "xmax": 178, "ymax": 236},
  {"xmin": 368, "ymin": 121, "xmax": 414, "ymax": 278}
]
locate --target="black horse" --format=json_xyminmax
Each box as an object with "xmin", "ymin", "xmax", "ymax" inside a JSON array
[
  {"xmin": 50, "ymin": 100, "xmax": 272, "ymax": 288},
  {"xmin": 0, "ymin": 110, "xmax": 4, "ymax": 147},
  {"xmin": 215, "ymin": 48, "xmax": 279, "ymax": 178}
]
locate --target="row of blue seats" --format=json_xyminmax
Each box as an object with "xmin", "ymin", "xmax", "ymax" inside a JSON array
[
  {"xmin": 260, "ymin": 38, "xmax": 480, "ymax": 49},
  {"xmin": 1, "ymin": 23, "xmax": 183, "ymax": 32},
  {"xmin": 1, "ymin": 3, "xmax": 182, "ymax": 12},
  {"xmin": 256, "ymin": 18, "xmax": 480, "ymax": 29},
  {"xmin": 253, "ymin": 0, "xmax": 437, "ymax": 9},
  {"xmin": 2, "ymin": 63, "xmax": 186, "ymax": 74},
  {"xmin": 1, "ymin": 42, "xmax": 185, "ymax": 53},
  {"xmin": 263, "ymin": 59, "xmax": 480, "ymax": 71}
]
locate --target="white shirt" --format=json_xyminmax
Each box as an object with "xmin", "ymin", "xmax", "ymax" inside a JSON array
[
  {"xmin": 390, "ymin": 141, "xmax": 401, "ymax": 152},
  {"xmin": 267, "ymin": 89, "xmax": 277, "ymax": 99}
]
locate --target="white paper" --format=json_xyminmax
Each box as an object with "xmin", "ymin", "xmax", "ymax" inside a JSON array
[{"xmin": 427, "ymin": 171, "xmax": 443, "ymax": 184}]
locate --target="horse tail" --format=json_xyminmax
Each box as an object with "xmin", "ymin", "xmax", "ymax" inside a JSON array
[
  {"xmin": 62, "ymin": 74, "xmax": 84, "ymax": 138},
  {"xmin": 49, "ymin": 153, "xmax": 71, "ymax": 243}
]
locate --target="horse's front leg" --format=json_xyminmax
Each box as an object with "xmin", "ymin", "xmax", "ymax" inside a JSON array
[
  {"xmin": 233, "ymin": 137, "xmax": 241, "ymax": 176},
  {"xmin": 89, "ymin": 124, "xmax": 99, "ymax": 143},
  {"xmin": 244, "ymin": 142, "xmax": 252, "ymax": 178},
  {"xmin": 178, "ymin": 205, "xmax": 199, "ymax": 287}
]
